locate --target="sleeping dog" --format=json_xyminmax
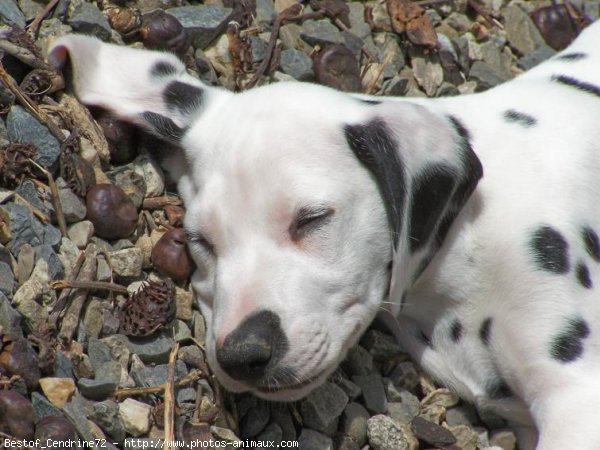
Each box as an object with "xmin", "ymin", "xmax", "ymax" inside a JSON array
[{"xmin": 49, "ymin": 18, "xmax": 600, "ymax": 449}]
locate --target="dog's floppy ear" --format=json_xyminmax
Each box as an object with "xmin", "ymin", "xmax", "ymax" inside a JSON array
[
  {"xmin": 344, "ymin": 102, "xmax": 482, "ymax": 301},
  {"xmin": 48, "ymin": 35, "xmax": 225, "ymax": 143}
]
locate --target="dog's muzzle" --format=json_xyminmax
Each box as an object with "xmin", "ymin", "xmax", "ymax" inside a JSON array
[{"xmin": 216, "ymin": 310, "xmax": 288, "ymax": 385}]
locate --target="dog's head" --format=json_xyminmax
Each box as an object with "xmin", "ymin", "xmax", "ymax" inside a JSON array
[{"xmin": 49, "ymin": 36, "xmax": 482, "ymax": 400}]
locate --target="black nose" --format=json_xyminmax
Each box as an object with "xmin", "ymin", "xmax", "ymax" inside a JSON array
[{"xmin": 216, "ymin": 310, "xmax": 287, "ymax": 382}]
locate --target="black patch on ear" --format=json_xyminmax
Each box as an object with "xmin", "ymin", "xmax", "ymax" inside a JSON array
[
  {"xmin": 576, "ymin": 263, "xmax": 592, "ymax": 289},
  {"xmin": 163, "ymin": 81, "xmax": 204, "ymax": 113},
  {"xmin": 530, "ymin": 226, "xmax": 570, "ymax": 274},
  {"xmin": 409, "ymin": 165, "xmax": 456, "ymax": 253},
  {"xmin": 582, "ymin": 227, "xmax": 600, "ymax": 262},
  {"xmin": 450, "ymin": 319, "xmax": 463, "ymax": 343},
  {"xmin": 556, "ymin": 52, "xmax": 587, "ymax": 61},
  {"xmin": 479, "ymin": 318, "xmax": 492, "ymax": 346},
  {"xmin": 141, "ymin": 111, "xmax": 186, "ymax": 141},
  {"xmin": 360, "ymin": 99, "xmax": 382, "ymax": 105},
  {"xmin": 151, "ymin": 61, "xmax": 179, "ymax": 78},
  {"xmin": 487, "ymin": 379, "xmax": 513, "ymax": 399},
  {"xmin": 344, "ymin": 119, "xmax": 406, "ymax": 246},
  {"xmin": 550, "ymin": 317, "xmax": 590, "ymax": 363},
  {"xmin": 551, "ymin": 75, "xmax": 600, "ymax": 99},
  {"xmin": 504, "ymin": 109, "xmax": 537, "ymax": 127}
]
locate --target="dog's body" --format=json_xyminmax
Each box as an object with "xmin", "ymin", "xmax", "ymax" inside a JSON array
[{"xmin": 49, "ymin": 19, "xmax": 600, "ymax": 449}]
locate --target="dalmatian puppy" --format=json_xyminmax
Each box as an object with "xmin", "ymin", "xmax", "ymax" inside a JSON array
[{"xmin": 49, "ymin": 18, "xmax": 600, "ymax": 449}]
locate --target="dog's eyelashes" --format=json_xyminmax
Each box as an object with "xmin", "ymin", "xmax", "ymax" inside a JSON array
[
  {"xmin": 185, "ymin": 229, "xmax": 216, "ymax": 255},
  {"xmin": 290, "ymin": 207, "xmax": 335, "ymax": 241}
]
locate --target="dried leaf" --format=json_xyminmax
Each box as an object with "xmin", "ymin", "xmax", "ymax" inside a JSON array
[{"xmin": 119, "ymin": 279, "xmax": 176, "ymax": 337}]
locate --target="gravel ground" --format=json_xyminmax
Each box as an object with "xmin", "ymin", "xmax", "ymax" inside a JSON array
[{"xmin": 0, "ymin": 0, "xmax": 599, "ymax": 449}]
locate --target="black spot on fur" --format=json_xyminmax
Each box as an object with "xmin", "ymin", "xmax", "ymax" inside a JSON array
[
  {"xmin": 576, "ymin": 263, "xmax": 592, "ymax": 289},
  {"xmin": 450, "ymin": 320, "xmax": 463, "ymax": 343},
  {"xmin": 552, "ymin": 75, "xmax": 600, "ymax": 99},
  {"xmin": 487, "ymin": 379, "xmax": 513, "ymax": 399},
  {"xmin": 151, "ymin": 61, "xmax": 178, "ymax": 77},
  {"xmin": 503, "ymin": 109, "xmax": 537, "ymax": 127},
  {"xmin": 360, "ymin": 99, "xmax": 382, "ymax": 105},
  {"xmin": 344, "ymin": 119, "xmax": 406, "ymax": 247},
  {"xmin": 530, "ymin": 226, "xmax": 570, "ymax": 274},
  {"xmin": 583, "ymin": 227, "xmax": 600, "ymax": 262},
  {"xmin": 550, "ymin": 317, "xmax": 590, "ymax": 363},
  {"xmin": 556, "ymin": 52, "xmax": 587, "ymax": 61},
  {"xmin": 163, "ymin": 80, "xmax": 204, "ymax": 113},
  {"xmin": 141, "ymin": 111, "xmax": 185, "ymax": 141},
  {"xmin": 479, "ymin": 318, "xmax": 492, "ymax": 346}
]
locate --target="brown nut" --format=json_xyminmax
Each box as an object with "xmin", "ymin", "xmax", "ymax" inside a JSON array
[
  {"xmin": 151, "ymin": 228, "xmax": 195, "ymax": 282},
  {"xmin": 140, "ymin": 10, "xmax": 188, "ymax": 55},
  {"xmin": 35, "ymin": 416, "xmax": 77, "ymax": 442},
  {"xmin": 106, "ymin": 6, "xmax": 142, "ymax": 36},
  {"xmin": 313, "ymin": 44, "xmax": 361, "ymax": 93},
  {"xmin": 86, "ymin": 183, "xmax": 138, "ymax": 240},
  {"xmin": 0, "ymin": 336, "xmax": 41, "ymax": 390},
  {"xmin": 0, "ymin": 390, "xmax": 35, "ymax": 439},
  {"xmin": 95, "ymin": 112, "xmax": 138, "ymax": 164}
]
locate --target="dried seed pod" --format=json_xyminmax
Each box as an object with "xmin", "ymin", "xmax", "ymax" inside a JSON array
[
  {"xmin": 106, "ymin": 6, "xmax": 143, "ymax": 36},
  {"xmin": 20, "ymin": 69, "xmax": 65, "ymax": 96},
  {"xmin": 95, "ymin": 112, "xmax": 138, "ymax": 164},
  {"xmin": 86, "ymin": 183, "xmax": 138, "ymax": 240},
  {"xmin": 0, "ymin": 336, "xmax": 41, "ymax": 390},
  {"xmin": 35, "ymin": 416, "xmax": 77, "ymax": 442},
  {"xmin": 530, "ymin": 3, "xmax": 589, "ymax": 51},
  {"xmin": 140, "ymin": 10, "xmax": 188, "ymax": 55},
  {"xmin": 119, "ymin": 279, "xmax": 176, "ymax": 337},
  {"xmin": 0, "ymin": 143, "xmax": 35, "ymax": 189},
  {"xmin": 151, "ymin": 228, "xmax": 196, "ymax": 282},
  {"xmin": 60, "ymin": 151, "xmax": 96, "ymax": 196},
  {"xmin": 0, "ymin": 390, "xmax": 35, "ymax": 439}
]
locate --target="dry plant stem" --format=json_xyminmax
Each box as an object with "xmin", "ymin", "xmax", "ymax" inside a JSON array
[
  {"xmin": 48, "ymin": 250, "xmax": 86, "ymax": 328},
  {"xmin": 50, "ymin": 279, "xmax": 129, "ymax": 294},
  {"xmin": 0, "ymin": 30, "xmax": 51, "ymax": 70},
  {"xmin": 365, "ymin": 63, "xmax": 387, "ymax": 94},
  {"xmin": 164, "ymin": 343, "xmax": 180, "ymax": 450},
  {"xmin": 143, "ymin": 195, "xmax": 183, "ymax": 209},
  {"xmin": 13, "ymin": 192, "xmax": 50, "ymax": 223},
  {"xmin": 27, "ymin": 0, "xmax": 61, "ymax": 38},
  {"xmin": 416, "ymin": 0, "xmax": 452, "ymax": 6},
  {"xmin": 0, "ymin": 63, "xmax": 65, "ymax": 141},
  {"xmin": 115, "ymin": 370, "xmax": 203, "ymax": 399},
  {"xmin": 58, "ymin": 246, "xmax": 97, "ymax": 341},
  {"xmin": 28, "ymin": 159, "xmax": 68, "ymax": 237}
]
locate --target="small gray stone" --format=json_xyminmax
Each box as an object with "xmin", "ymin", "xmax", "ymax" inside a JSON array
[
  {"xmin": 469, "ymin": 61, "xmax": 509, "ymax": 90},
  {"xmin": 55, "ymin": 180, "xmax": 86, "ymax": 224},
  {"xmin": 367, "ymin": 415, "xmax": 418, "ymax": 450},
  {"xmin": 78, "ymin": 377, "xmax": 118, "ymax": 400},
  {"xmin": 91, "ymin": 400, "xmax": 126, "ymax": 444},
  {"xmin": 108, "ymin": 247, "xmax": 143, "ymax": 278},
  {"xmin": 490, "ymin": 429, "xmax": 517, "ymax": 450},
  {"xmin": 342, "ymin": 345, "xmax": 373, "ymax": 376},
  {"xmin": 38, "ymin": 17, "xmax": 72, "ymax": 40},
  {"xmin": 336, "ymin": 378, "xmax": 362, "ymax": 400},
  {"xmin": 446, "ymin": 404, "xmax": 479, "ymax": 427},
  {"xmin": 502, "ymin": 5, "xmax": 546, "ymax": 55},
  {"xmin": 106, "ymin": 167, "xmax": 146, "ymax": 210},
  {"xmin": 172, "ymin": 319, "xmax": 192, "ymax": 342},
  {"xmin": 0, "ymin": 0, "xmax": 26, "ymax": 28},
  {"xmin": 88, "ymin": 337, "xmax": 113, "ymax": 373},
  {"xmin": 517, "ymin": 45, "xmax": 557, "ymax": 71},
  {"xmin": 64, "ymin": 395, "xmax": 119, "ymax": 450},
  {"xmin": 67, "ymin": 221, "xmax": 94, "ymax": 249},
  {"xmin": 178, "ymin": 345, "xmax": 205, "ymax": 369},
  {"xmin": 31, "ymin": 392, "xmax": 63, "ymax": 421},
  {"xmin": 255, "ymin": 0, "xmax": 275, "ymax": 26},
  {"xmin": 387, "ymin": 361, "xmax": 420, "ymax": 394},
  {"xmin": 250, "ymin": 36, "xmax": 267, "ymax": 64},
  {"xmin": 411, "ymin": 416, "xmax": 456, "ymax": 447},
  {"xmin": 130, "ymin": 152, "xmax": 165, "ymax": 198},
  {"xmin": 280, "ymin": 48, "xmax": 313, "ymax": 81},
  {"xmin": 347, "ymin": 2, "xmax": 371, "ymax": 39},
  {"xmin": 15, "ymin": 180, "xmax": 47, "ymax": 214},
  {"xmin": 386, "ymin": 390, "xmax": 420, "ymax": 424},
  {"xmin": 53, "ymin": 351, "xmax": 73, "ymax": 379},
  {"xmin": 82, "ymin": 297, "xmax": 108, "ymax": 339},
  {"xmin": 342, "ymin": 402, "xmax": 369, "ymax": 447},
  {"xmin": 34, "ymin": 245, "xmax": 64, "ymax": 279},
  {"xmin": 0, "ymin": 262, "xmax": 15, "ymax": 297},
  {"xmin": 3, "ymin": 203, "xmax": 42, "ymax": 254},
  {"xmin": 131, "ymin": 360, "xmax": 195, "ymax": 403},
  {"xmin": 375, "ymin": 34, "xmax": 405, "ymax": 80},
  {"xmin": 256, "ymin": 422, "xmax": 282, "ymax": 445},
  {"xmin": 68, "ymin": 2, "xmax": 111, "ymax": 41},
  {"xmin": 352, "ymin": 374, "xmax": 388, "ymax": 414},
  {"xmin": 126, "ymin": 332, "xmax": 175, "ymax": 364},
  {"xmin": 99, "ymin": 334, "xmax": 131, "ymax": 368},
  {"xmin": 298, "ymin": 429, "xmax": 333, "ymax": 450},
  {"xmin": 0, "ymin": 291, "xmax": 22, "ymax": 336},
  {"xmin": 412, "ymin": 56, "xmax": 444, "ymax": 97},
  {"xmin": 360, "ymin": 329, "xmax": 402, "ymax": 361},
  {"xmin": 271, "ymin": 405, "xmax": 297, "ymax": 441},
  {"xmin": 240, "ymin": 399, "xmax": 270, "ymax": 439},
  {"xmin": 301, "ymin": 20, "xmax": 345, "ymax": 47},
  {"xmin": 445, "ymin": 12, "xmax": 471, "ymax": 32},
  {"xmin": 43, "ymin": 223, "xmax": 62, "ymax": 248},
  {"xmin": 300, "ymin": 381, "xmax": 349, "ymax": 433},
  {"xmin": 167, "ymin": 5, "xmax": 232, "ymax": 49}
]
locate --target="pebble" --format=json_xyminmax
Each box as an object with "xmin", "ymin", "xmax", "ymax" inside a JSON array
[
  {"xmin": 175, "ymin": 286, "xmax": 194, "ymax": 321},
  {"xmin": 490, "ymin": 429, "xmax": 518, "ymax": 450},
  {"xmin": 0, "ymin": 291, "xmax": 22, "ymax": 336},
  {"xmin": 77, "ymin": 376, "xmax": 118, "ymax": 400},
  {"xmin": 0, "ymin": 0, "xmax": 26, "ymax": 28},
  {"xmin": 517, "ymin": 45, "xmax": 556, "ymax": 70},
  {"xmin": 280, "ymin": 48, "xmax": 313, "ymax": 81},
  {"xmin": 352, "ymin": 374, "xmax": 388, "ymax": 414},
  {"xmin": 68, "ymin": 2, "xmax": 111, "ymax": 41},
  {"xmin": 3, "ymin": 203, "xmax": 42, "ymax": 254},
  {"xmin": 34, "ymin": 244, "xmax": 64, "ymax": 279},
  {"xmin": 67, "ymin": 220, "xmax": 94, "ymax": 248},
  {"xmin": 300, "ymin": 381, "xmax": 349, "ymax": 433},
  {"xmin": 53, "ymin": 351, "xmax": 74, "ymax": 379},
  {"xmin": 88, "ymin": 337, "xmax": 113, "ymax": 373},
  {"xmin": 91, "ymin": 400, "xmax": 126, "ymax": 444},
  {"xmin": 301, "ymin": 20, "xmax": 345, "ymax": 47},
  {"xmin": 108, "ymin": 247, "xmax": 144, "ymax": 278},
  {"xmin": 366, "ymin": 415, "xmax": 418, "ymax": 450},
  {"xmin": 0, "ymin": 261, "xmax": 15, "ymax": 297},
  {"xmin": 386, "ymin": 391, "xmax": 420, "ymax": 425},
  {"xmin": 106, "ymin": 167, "xmax": 147, "ymax": 210},
  {"xmin": 341, "ymin": 402, "xmax": 369, "ymax": 447},
  {"xmin": 360, "ymin": 329, "xmax": 402, "ymax": 361},
  {"xmin": 469, "ymin": 61, "xmax": 510, "ymax": 90},
  {"xmin": 386, "ymin": 361, "xmax": 420, "ymax": 394},
  {"xmin": 166, "ymin": 5, "xmax": 232, "ymax": 49},
  {"xmin": 298, "ymin": 429, "xmax": 333, "ymax": 450},
  {"xmin": 255, "ymin": 0, "xmax": 276, "ymax": 26},
  {"xmin": 412, "ymin": 56, "xmax": 444, "ymax": 97},
  {"xmin": 131, "ymin": 360, "xmax": 195, "ymax": 403},
  {"xmin": 502, "ymin": 5, "xmax": 546, "ymax": 55},
  {"xmin": 239, "ymin": 398, "xmax": 271, "ymax": 439},
  {"xmin": 119, "ymin": 398, "xmax": 152, "ymax": 437},
  {"xmin": 313, "ymin": 43, "xmax": 362, "ymax": 93},
  {"xmin": 411, "ymin": 415, "xmax": 456, "ymax": 447},
  {"xmin": 57, "ymin": 179, "xmax": 87, "ymax": 223},
  {"xmin": 130, "ymin": 153, "xmax": 165, "ymax": 197},
  {"xmin": 342, "ymin": 345, "xmax": 373, "ymax": 377},
  {"xmin": 39, "ymin": 377, "xmax": 76, "ymax": 408},
  {"xmin": 450, "ymin": 424, "xmax": 479, "ymax": 450},
  {"xmin": 31, "ymin": 391, "xmax": 63, "ymax": 421},
  {"xmin": 126, "ymin": 332, "xmax": 176, "ymax": 364}
]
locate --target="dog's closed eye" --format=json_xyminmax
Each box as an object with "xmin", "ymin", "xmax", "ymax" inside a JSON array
[
  {"xmin": 290, "ymin": 207, "xmax": 335, "ymax": 242},
  {"xmin": 185, "ymin": 229, "xmax": 216, "ymax": 256}
]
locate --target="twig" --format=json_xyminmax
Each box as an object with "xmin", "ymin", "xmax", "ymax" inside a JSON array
[
  {"xmin": 50, "ymin": 279, "xmax": 129, "ymax": 294},
  {"xmin": 48, "ymin": 250, "xmax": 86, "ymax": 328},
  {"xmin": 0, "ymin": 28, "xmax": 51, "ymax": 70},
  {"xmin": 115, "ymin": 370, "xmax": 203, "ymax": 399},
  {"xmin": 142, "ymin": 195, "xmax": 183, "ymax": 209},
  {"xmin": 27, "ymin": 0, "xmax": 61, "ymax": 38},
  {"xmin": 28, "ymin": 159, "xmax": 68, "ymax": 237},
  {"xmin": 416, "ymin": 0, "xmax": 452, "ymax": 6},
  {"xmin": 13, "ymin": 192, "xmax": 50, "ymax": 223},
  {"xmin": 164, "ymin": 343, "xmax": 180, "ymax": 450},
  {"xmin": 364, "ymin": 63, "xmax": 387, "ymax": 94}
]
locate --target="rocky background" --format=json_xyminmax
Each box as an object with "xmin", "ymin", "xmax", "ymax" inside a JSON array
[{"xmin": 0, "ymin": 0, "xmax": 598, "ymax": 449}]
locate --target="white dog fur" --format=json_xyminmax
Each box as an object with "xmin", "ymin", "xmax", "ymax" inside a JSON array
[{"xmin": 49, "ymin": 19, "xmax": 600, "ymax": 449}]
